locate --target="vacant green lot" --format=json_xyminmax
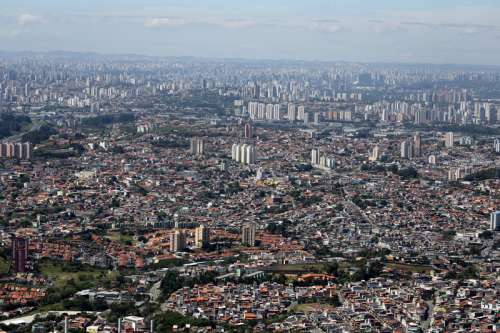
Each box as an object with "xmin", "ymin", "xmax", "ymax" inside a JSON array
[
  {"xmin": 386, "ymin": 263, "xmax": 434, "ymax": 274},
  {"xmin": 0, "ymin": 257, "xmax": 10, "ymax": 275},
  {"xmin": 38, "ymin": 259, "xmax": 108, "ymax": 288},
  {"xmin": 105, "ymin": 232, "xmax": 135, "ymax": 246}
]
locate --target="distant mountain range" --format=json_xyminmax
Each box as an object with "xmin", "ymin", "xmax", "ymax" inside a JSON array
[{"xmin": 0, "ymin": 49, "xmax": 499, "ymax": 70}]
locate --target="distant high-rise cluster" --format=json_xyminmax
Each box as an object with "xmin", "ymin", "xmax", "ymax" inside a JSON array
[
  {"xmin": 248, "ymin": 102, "xmax": 280, "ymax": 121},
  {"xmin": 325, "ymin": 110, "xmax": 353, "ymax": 122},
  {"xmin": 400, "ymin": 134, "xmax": 423, "ymax": 160},
  {"xmin": 231, "ymin": 144, "xmax": 256, "ymax": 165},
  {"xmin": 189, "ymin": 138, "xmax": 204, "ymax": 156},
  {"xmin": 459, "ymin": 136, "xmax": 473, "ymax": 146},
  {"xmin": 0, "ymin": 142, "xmax": 32, "ymax": 160},
  {"xmin": 448, "ymin": 167, "xmax": 472, "ymax": 182}
]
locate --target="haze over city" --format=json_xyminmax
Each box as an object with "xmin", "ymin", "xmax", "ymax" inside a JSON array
[{"xmin": 2, "ymin": 0, "xmax": 500, "ymax": 64}]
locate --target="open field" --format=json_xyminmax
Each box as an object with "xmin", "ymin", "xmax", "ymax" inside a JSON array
[
  {"xmin": 38, "ymin": 260, "xmax": 107, "ymax": 288},
  {"xmin": 386, "ymin": 263, "xmax": 435, "ymax": 274}
]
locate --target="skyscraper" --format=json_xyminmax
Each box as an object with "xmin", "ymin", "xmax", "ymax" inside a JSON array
[
  {"xmin": 244, "ymin": 123, "xmax": 253, "ymax": 139},
  {"xmin": 369, "ymin": 146, "xmax": 380, "ymax": 162},
  {"xmin": 494, "ymin": 139, "xmax": 500, "ymax": 153},
  {"xmin": 287, "ymin": 103, "xmax": 296, "ymax": 122},
  {"xmin": 22, "ymin": 142, "xmax": 32, "ymax": 160},
  {"xmin": 491, "ymin": 211, "xmax": 500, "ymax": 231},
  {"xmin": 231, "ymin": 144, "xmax": 256, "ymax": 165},
  {"xmin": 194, "ymin": 225, "xmax": 210, "ymax": 249},
  {"xmin": 170, "ymin": 230, "xmax": 186, "ymax": 252},
  {"xmin": 400, "ymin": 140, "xmax": 413, "ymax": 159},
  {"xmin": 190, "ymin": 138, "xmax": 204, "ymax": 156},
  {"xmin": 297, "ymin": 106, "xmax": 305, "ymax": 121},
  {"xmin": 311, "ymin": 148, "xmax": 320, "ymax": 166},
  {"xmin": 445, "ymin": 132, "xmax": 454, "ymax": 148},
  {"xmin": 273, "ymin": 104, "xmax": 281, "ymax": 120},
  {"xmin": 12, "ymin": 236, "xmax": 29, "ymax": 273},
  {"xmin": 242, "ymin": 223, "xmax": 256, "ymax": 246},
  {"xmin": 413, "ymin": 133, "xmax": 421, "ymax": 158}
]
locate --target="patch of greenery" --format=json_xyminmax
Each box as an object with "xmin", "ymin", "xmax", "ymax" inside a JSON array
[
  {"xmin": 154, "ymin": 311, "xmax": 215, "ymax": 333},
  {"xmin": 81, "ymin": 113, "xmax": 136, "ymax": 128},
  {"xmin": 22, "ymin": 124, "xmax": 57, "ymax": 144},
  {"xmin": 0, "ymin": 113, "xmax": 32, "ymax": 139},
  {"xmin": 159, "ymin": 270, "xmax": 218, "ymax": 300}
]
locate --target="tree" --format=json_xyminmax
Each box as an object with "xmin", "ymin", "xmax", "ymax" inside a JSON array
[{"xmin": 479, "ymin": 230, "xmax": 493, "ymax": 239}]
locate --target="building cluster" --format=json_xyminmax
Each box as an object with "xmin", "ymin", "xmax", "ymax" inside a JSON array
[
  {"xmin": 311, "ymin": 148, "xmax": 335, "ymax": 169},
  {"xmin": 0, "ymin": 142, "xmax": 32, "ymax": 160},
  {"xmin": 231, "ymin": 143, "xmax": 256, "ymax": 165}
]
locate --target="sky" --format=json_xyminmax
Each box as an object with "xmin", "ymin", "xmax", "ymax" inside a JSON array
[{"xmin": 1, "ymin": 0, "xmax": 500, "ymax": 65}]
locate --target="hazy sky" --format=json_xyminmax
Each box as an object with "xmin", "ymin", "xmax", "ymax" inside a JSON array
[{"xmin": 1, "ymin": 0, "xmax": 500, "ymax": 65}]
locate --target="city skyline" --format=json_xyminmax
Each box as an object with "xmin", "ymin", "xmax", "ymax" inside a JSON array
[{"xmin": 1, "ymin": 0, "xmax": 500, "ymax": 65}]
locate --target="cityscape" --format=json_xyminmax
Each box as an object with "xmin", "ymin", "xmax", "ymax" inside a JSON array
[{"xmin": 0, "ymin": 1, "xmax": 500, "ymax": 333}]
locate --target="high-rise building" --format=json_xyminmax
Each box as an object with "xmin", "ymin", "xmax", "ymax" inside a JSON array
[
  {"xmin": 231, "ymin": 144, "xmax": 256, "ymax": 165},
  {"xmin": 414, "ymin": 109, "xmax": 427, "ymax": 125},
  {"xmin": 0, "ymin": 143, "xmax": 6, "ymax": 158},
  {"xmin": 401, "ymin": 140, "xmax": 413, "ymax": 159},
  {"xmin": 194, "ymin": 225, "xmax": 210, "ymax": 249},
  {"xmin": 243, "ymin": 144, "xmax": 256, "ymax": 165},
  {"xmin": 287, "ymin": 103, "xmax": 296, "ymax": 122},
  {"xmin": 12, "ymin": 236, "xmax": 29, "ymax": 273},
  {"xmin": 369, "ymin": 146, "xmax": 380, "ymax": 162},
  {"xmin": 257, "ymin": 103, "xmax": 265, "ymax": 119},
  {"xmin": 244, "ymin": 123, "xmax": 253, "ymax": 139},
  {"xmin": 491, "ymin": 211, "xmax": 500, "ymax": 231},
  {"xmin": 170, "ymin": 230, "xmax": 186, "ymax": 252},
  {"xmin": 413, "ymin": 133, "xmax": 421, "ymax": 157},
  {"xmin": 22, "ymin": 142, "xmax": 32, "ymax": 160},
  {"xmin": 313, "ymin": 113, "xmax": 320, "ymax": 125},
  {"xmin": 241, "ymin": 223, "xmax": 256, "ymax": 246},
  {"xmin": 297, "ymin": 106, "xmax": 305, "ymax": 120},
  {"xmin": 14, "ymin": 143, "xmax": 22, "ymax": 159},
  {"xmin": 494, "ymin": 138, "xmax": 500, "ymax": 153},
  {"xmin": 248, "ymin": 102, "xmax": 258, "ymax": 120},
  {"xmin": 273, "ymin": 104, "xmax": 281, "ymax": 120},
  {"xmin": 231, "ymin": 143, "xmax": 241, "ymax": 162},
  {"xmin": 6, "ymin": 143, "xmax": 14, "ymax": 158},
  {"xmin": 445, "ymin": 132, "xmax": 454, "ymax": 148},
  {"xmin": 0, "ymin": 142, "xmax": 32, "ymax": 160},
  {"xmin": 319, "ymin": 155, "xmax": 335, "ymax": 169},
  {"xmin": 190, "ymin": 138, "xmax": 204, "ymax": 156},
  {"xmin": 311, "ymin": 148, "xmax": 320, "ymax": 166},
  {"xmin": 265, "ymin": 104, "xmax": 274, "ymax": 120}
]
